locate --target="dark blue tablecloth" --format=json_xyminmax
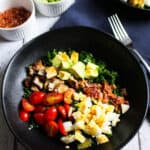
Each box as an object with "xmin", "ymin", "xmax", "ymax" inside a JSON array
[{"xmin": 52, "ymin": 0, "xmax": 150, "ymax": 114}]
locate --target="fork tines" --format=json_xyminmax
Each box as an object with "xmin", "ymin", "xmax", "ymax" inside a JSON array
[{"xmin": 108, "ymin": 14, "xmax": 132, "ymax": 45}]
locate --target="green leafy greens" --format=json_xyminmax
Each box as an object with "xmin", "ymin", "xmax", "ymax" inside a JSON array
[
  {"xmin": 23, "ymin": 88, "xmax": 32, "ymax": 98},
  {"xmin": 41, "ymin": 49, "xmax": 118, "ymax": 84},
  {"xmin": 79, "ymin": 50, "xmax": 118, "ymax": 84},
  {"xmin": 41, "ymin": 49, "xmax": 58, "ymax": 66}
]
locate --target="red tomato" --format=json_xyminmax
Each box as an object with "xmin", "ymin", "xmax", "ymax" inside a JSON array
[
  {"xmin": 64, "ymin": 104, "xmax": 70, "ymax": 114},
  {"xmin": 44, "ymin": 106, "xmax": 58, "ymax": 122},
  {"xmin": 21, "ymin": 98, "xmax": 35, "ymax": 112},
  {"xmin": 33, "ymin": 113, "xmax": 44, "ymax": 125},
  {"xmin": 19, "ymin": 110, "xmax": 30, "ymax": 122},
  {"xmin": 58, "ymin": 119, "xmax": 67, "ymax": 136},
  {"xmin": 29, "ymin": 91, "xmax": 45, "ymax": 105},
  {"xmin": 64, "ymin": 104, "xmax": 73, "ymax": 119},
  {"xmin": 43, "ymin": 92, "xmax": 63, "ymax": 105},
  {"xmin": 57, "ymin": 106, "xmax": 67, "ymax": 120},
  {"xmin": 44, "ymin": 120, "xmax": 58, "ymax": 137},
  {"xmin": 34, "ymin": 105, "xmax": 47, "ymax": 113}
]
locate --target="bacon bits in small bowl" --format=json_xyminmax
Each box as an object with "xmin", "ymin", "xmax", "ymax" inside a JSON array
[
  {"xmin": 33, "ymin": 0, "xmax": 75, "ymax": 17},
  {"xmin": 0, "ymin": 0, "xmax": 36, "ymax": 41}
]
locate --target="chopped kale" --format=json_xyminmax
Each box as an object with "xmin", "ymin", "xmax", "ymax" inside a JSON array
[
  {"xmin": 97, "ymin": 60, "xmax": 106, "ymax": 72},
  {"xmin": 71, "ymin": 100, "xmax": 79, "ymax": 111},
  {"xmin": 101, "ymin": 69, "xmax": 118, "ymax": 84},
  {"xmin": 94, "ymin": 67, "xmax": 118, "ymax": 85},
  {"xmin": 79, "ymin": 51, "xmax": 96, "ymax": 64},
  {"xmin": 23, "ymin": 88, "xmax": 32, "ymax": 98},
  {"xmin": 41, "ymin": 49, "xmax": 58, "ymax": 66},
  {"xmin": 78, "ymin": 51, "xmax": 118, "ymax": 84}
]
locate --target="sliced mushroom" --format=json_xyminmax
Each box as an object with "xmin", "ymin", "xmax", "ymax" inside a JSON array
[
  {"xmin": 52, "ymin": 78, "xmax": 64, "ymax": 87},
  {"xmin": 67, "ymin": 76, "xmax": 78, "ymax": 89},
  {"xmin": 44, "ymin": 80, "xmax": 49, "ymax": 89},
  {"xmin": 33, "ymin": 60, "xmax": 45, "ymax": 71},
  {"xmin": 33, "ymin": 76, "xmax": 43, "ymax": 89},
  {"xmin": 31, "ymin": 85, "xmax": 39, "ymax": 91},
  {"xmin": 28, "ymin": 66, "xmax": 35, "ymax": 76},
  {"xmin": 37, "ymin": 69, "xmax": 45, "ymax": 76},
  {"xmin": 47, "ymin": 82, "xmax": 55, "ymax": 92}
]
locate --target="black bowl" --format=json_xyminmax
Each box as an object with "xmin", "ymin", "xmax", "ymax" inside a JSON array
[{"xmin": 1, "ymin": 26, "xmax": 149, "ymax": 150}]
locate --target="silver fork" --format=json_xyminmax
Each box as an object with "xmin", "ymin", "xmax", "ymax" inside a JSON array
[{"xmin": 108, "ymin": 14, "xmax": 150, "ymax": 74}]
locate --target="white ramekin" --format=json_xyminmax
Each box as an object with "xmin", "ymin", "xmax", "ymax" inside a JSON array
[
  {"xmin": 0, "ymin": 0, "xmax": 36, "ymax": 41},
  {"xmin": 33, "ymin": 0, "xmax": 75, "ymax": 17}
]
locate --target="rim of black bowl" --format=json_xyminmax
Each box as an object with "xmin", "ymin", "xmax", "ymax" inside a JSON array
[{"xmin": 1, "ymin": 26, "xmax": 149, "ymax": 150}]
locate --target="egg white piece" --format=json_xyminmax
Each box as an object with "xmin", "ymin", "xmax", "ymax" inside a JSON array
[
  {"xmin": 63, "ymin": 121, "xmax": 74, "ymax": 132},
  {"xmin": 121, "ymin": 104, "xmax": 130, "ymax": 114},
  {"xmin": 60, "ymin": 135, "xmax": 75, "ymax": 144}
]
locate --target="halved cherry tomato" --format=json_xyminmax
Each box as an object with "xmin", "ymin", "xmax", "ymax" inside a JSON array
[
  {"xmin": 43, "ymin": 92, "xmax": 63, "ymax": 105},
  {"xmin": 44, "ymin": 106, "xmax": 58, "ymax": 122},
  {"xmin": 57, "ymin": 106, "xmax": 67, "ymax": 120},
  {"xmin": 44, "ymin": 120, "xmax": 58, "ymax": 137},
  {"xmin": 58, "ymin": 119, "xmax": 67, "ymax": 136},
  {"xmin": 29, "ymin": 91, "xmax": 45, "ymax": 105},
  {"xmin": 19, "ymin": 110, "xmax": 30, "ymax": 122},
  {"xmin": 33, "ymin": 113, "xmax": 44, "ymax": 125},
  {"xmin": 34, "ymin": 105, "xmax": 47, "ymax": 113},
  {"xmin": 21, "ymin": 98, "xmax": 35, "ymax": 112},
  {"xmin": 64, "ymin": 104, "xmax": 73, "ymax": 119},
  {"xmin": 64, "ymin": 104, "xmax": 70, "ymax": 114},
  {"xmin": 64, "ymin": 88, "xmax": 74, "ymax": 104}
]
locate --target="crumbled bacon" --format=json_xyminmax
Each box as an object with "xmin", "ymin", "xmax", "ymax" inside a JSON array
[
  {"xmin": 83, "ymin": 83, "xmax": 102, "ymax": 100},
  {"xmin": 79, "ymin": 81, "xmax": 128, "ymax": 112}
]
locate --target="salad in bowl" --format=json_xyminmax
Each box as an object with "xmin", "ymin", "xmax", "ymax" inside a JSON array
[{"xmin": 18, "ymin": 49, "xmax": 130, "ymax": 149}]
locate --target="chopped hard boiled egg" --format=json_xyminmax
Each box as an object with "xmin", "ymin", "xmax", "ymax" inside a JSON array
[
  {"xmin": 75, "ymin": 130, "xmax": 86, "ymax": 143},
  {"xmin": 121, "ymin": 104, "xmax": 130, "ymax": 114},
  {"xmin": 63, "ymin": 121, "xmax": 74, "ymax": 132},
  {"xmin": 71, "ymin": 92, "xmax": 123, "ymax": 145},
  {"xmin": 74, "ymin": 120, "xmax": 85, "ymax": 130},
  {"xmin": 60, "ymin": 135, "xmax": 75, "ymax": 144},
  {"xmin": 96, "ymin": 134, "xmax": 109, "ymax": 144},
  {"xmin": 77, "ymin": 138, "xmax": 92, "ymax": 150}
]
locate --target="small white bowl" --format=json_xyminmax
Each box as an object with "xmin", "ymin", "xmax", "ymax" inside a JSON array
[
  {"xmin": 34, "ymin": 0, "xmax": 74, "ymax": 17},
  {"xmin": 0, "ymin": 0, "xmax": 36, "ymax": 41}
]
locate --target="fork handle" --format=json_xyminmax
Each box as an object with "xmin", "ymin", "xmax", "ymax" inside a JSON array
[{"xmin": 130, "ymin": 48, "xmax": 150, "ymax": 74}]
